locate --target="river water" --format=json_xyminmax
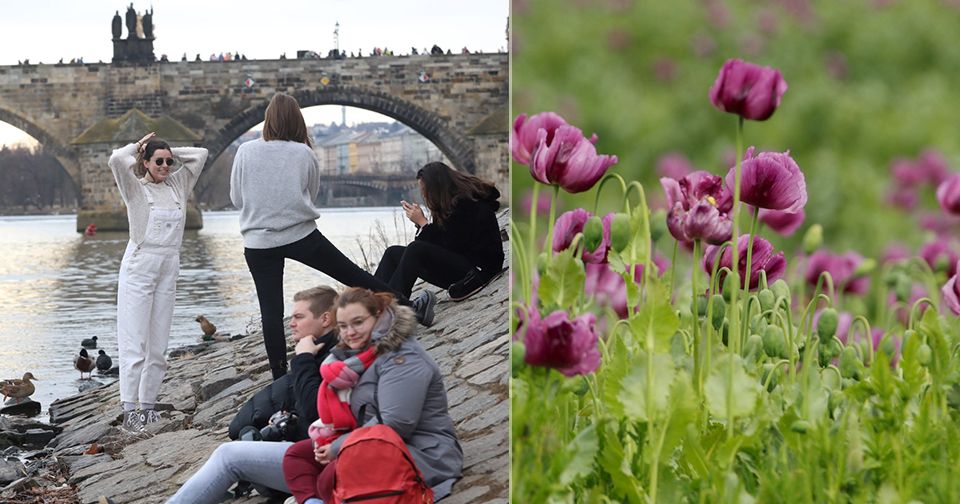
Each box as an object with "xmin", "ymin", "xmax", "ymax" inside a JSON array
[{"xmin": 0, "ymin": 208, "xmax": 412, "ymax": 420}]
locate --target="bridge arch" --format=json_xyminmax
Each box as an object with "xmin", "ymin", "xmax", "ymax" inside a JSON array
[
  {"xmin": 203, "ymin": 86, "xmax": 476, "ymax": 174},
  {"xmin": 0, "ymin": 107, "xmax": 79, "ymax": 179}
]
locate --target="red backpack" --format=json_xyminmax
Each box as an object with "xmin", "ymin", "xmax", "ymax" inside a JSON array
[{"xmin": 332, "ymin": 423, "xmax": 434, "ymax": 503}]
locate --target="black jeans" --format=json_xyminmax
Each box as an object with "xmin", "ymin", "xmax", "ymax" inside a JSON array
[
  {"xmin": 374, "ymin": 241, "xmax": 474, "ymax": 299},
  {"xmin": 244, "ymin": 230, "xmax": 404, "ymax": 379}
]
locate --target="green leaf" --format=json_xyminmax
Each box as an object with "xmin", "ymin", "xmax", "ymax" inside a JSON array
[
  {"xmin": 600, "ymin": 331, "xmax": 632, "ymax": 418},
  {"xmin": 620, "ymin": 353, "xmax": 675, "ymax": 422},
  {"xmin": 598, "ymin": 420, "xmax": 645, "ymax": 503},
  {"xmin": 629, "ymin": 280, "xmax": 679, "ymax": 353},
  {"xmin": 538, "ymin": 249, "xmax": 586, "ymax": 309},
  {"xmin": 557, "ymin": 424, "xmax": 599, "ymax": 486},
  {"xmin": 659, "ymin": 371, "xmax": 698, "ymax": 461},
  {"xmin": 705, "ymin": 353, "xmax": 760, "ymax": 419},
  {"xmin": 628, "ymin": 201, "xmax": 651, "ymax": 266}
]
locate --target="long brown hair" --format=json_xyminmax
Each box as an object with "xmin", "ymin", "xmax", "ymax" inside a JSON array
[
  {"xmin": 336, "ymin": 287, "xmax": 396, "ymax": 353},
  {"xmin": 262, "ymin": 93, "xmax": 312, "ymax": 147},
  {"xmin": 417, "ymin": 162, "xmax": 499, "ymax": 227},
  {"xmin": 135, "ymin": 138, "xmax": 171, "ymax": 178}
]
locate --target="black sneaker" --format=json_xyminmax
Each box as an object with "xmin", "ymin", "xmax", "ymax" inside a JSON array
[
  {"xmin": 448, "ymin": 267, "xmax": 496, "ymax": 301},
  {"xmin": 411, "ymin": 290, "xmax": 437, "ymax": 327}
]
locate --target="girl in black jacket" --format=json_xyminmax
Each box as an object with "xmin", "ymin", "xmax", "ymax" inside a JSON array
[{"xmin": 375, "ymin": 162, "xmax": 504, "ymax": 308}]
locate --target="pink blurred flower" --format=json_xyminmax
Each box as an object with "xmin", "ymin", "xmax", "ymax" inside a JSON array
[
  {"xmin": 887, "ymin": 186, "xmax": 919, "ymax": 211},
  {"xmin": 552, "ymin": 209, "xmax": 612, "ymax": 264},
  {"xmin": 728, "ymin": 147, "xmax": 807, "ymax": 213},
  {"xmin": 662, "ymin": 171, "xmax": 733, "ymax": 245},
  {"xmin": 512, "ymin": 112, "xmax": 568, "ymax": 166},
  {"xmin": 804, "ymin": 250, "xmax": 870, "ymax": 295},
  {"xmin": 890, "ymin": 158, "xmax": 924, "ymax": 188},
  {"xmin": 937, "ymin": 174, "xmax": 960, "ymax": 215},
  {"xmin": 517, "ymin": 306, "xmax": 601, "ymax": 377},
  {"xmin": 709, "ymin": 59, "xmax": 788, "ymax": 121},
  {"xmin": 520, "ymin": 189, "xmax": 552, "ymax": 217},
  {"xmin": 919, "ymin": 211, "xmax": 960, "ymax": 237},
  {"xmin": 942, "ymin": 262, "xmax": 960, "ymax": 315},
  {"xmin": 919, "ymin": 149, "xmax": 951, "ymax": 186},
  {"xmin": 656, "ymin": 152, "xmax": 695, "ymax": 181},
  {"xmin": 920, "ymin": 237, "xmax": 960, "ymax": 277},
  {"xmin": 652, "ymin": 58, "xmax": 677, "ymax": 82},
  {"xmin": 757, "ymin": 208, "xmax": 805, "ymax": 236},
  {"xmin": 530, "ymin": 124, "xmax": 619, "ymax": 193},
  {"xmin": 703, "ymin": 235, "xmax": 786, "ymax": 291},
  {"xmin": 585, "ymin": 254, "xmax": 670, "ymax": 319},
  {"xmin": 881, "ymin": 243, "xmax": 911, "ymax": 265}
]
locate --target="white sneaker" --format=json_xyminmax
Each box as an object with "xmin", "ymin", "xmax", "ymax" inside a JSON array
[
  {"xmin": 122, "ymin": 410, "xmax": 145, "ymax": 432},
  {"xmin": 143, "ymin": 409, "xmax": 162, "ymax": 424}
]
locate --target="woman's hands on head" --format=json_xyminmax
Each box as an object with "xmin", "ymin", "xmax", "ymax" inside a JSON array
[
  {"xmin": 401, "ymin": 200, "xmax": 428, "ymax": 227},
  {"xmin": 137, "ymin": 132, "xmax": 156, "ymax": 152}
]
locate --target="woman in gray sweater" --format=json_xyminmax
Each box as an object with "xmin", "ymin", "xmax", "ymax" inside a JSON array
[
  {"xmin": 230, "ymin": 93, "xmax": 436, "ymax": 381},
  {"xmin": 109, "ymin": 132, "xmax": 209, "ymax": 432}
]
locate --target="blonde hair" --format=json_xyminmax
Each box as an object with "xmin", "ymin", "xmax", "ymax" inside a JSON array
[{"xmin": 293, "ymin": 285, "xmax": 339, "ymax": 330}]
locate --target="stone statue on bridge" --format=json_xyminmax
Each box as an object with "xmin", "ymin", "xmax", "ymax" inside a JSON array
[
  {"xmin": 142, "ymin": 8, "xmax": 153, "ymax": 39},
  {"xmin": 125, "ymin": 3, "xmax": 138, "ymax": 39},
  {"xmin": 112, "ymin": 11, "xmax": 122, "ymax": 40}
]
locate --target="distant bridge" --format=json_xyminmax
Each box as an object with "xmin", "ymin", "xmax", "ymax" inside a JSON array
[
  {"xmin": 317, "ymin": 173, "xmax": 419, "ymax": 206},
  {"xmin": 0, "ymin": 53, "xmax": 507, "ymax": 231}
]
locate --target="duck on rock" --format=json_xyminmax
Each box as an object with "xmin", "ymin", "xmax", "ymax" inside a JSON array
[
  {"xmin": 96, "ymin": 350, "xmax": 113, "ymax": 373},
  {"xmin": 75, "ymin": 349, "xmax": 96, "ymax": 380},
  {"xmin": 1, "ymin": 372, "xmax": 37, "ymax": 404}
]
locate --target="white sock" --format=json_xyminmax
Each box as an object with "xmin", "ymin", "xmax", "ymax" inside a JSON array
[{"xmin": 122, "ymin": 401, "xmax": 137, "ymax": 412}]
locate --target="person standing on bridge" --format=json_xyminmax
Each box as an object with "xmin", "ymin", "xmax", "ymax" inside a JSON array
[
  {"xmin": 230, "ymin": 92, "xmax": 437, "ymax": 381},
  {"xmin": 375, "ymin": 161, "xmax": 504, "ymax": 302},
  {"xmin": 109, "ymin": 131, "xmax": 209, "ymax": 432}
]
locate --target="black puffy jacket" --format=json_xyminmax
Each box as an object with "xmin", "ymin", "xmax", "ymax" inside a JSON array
[
  {"xmin": 228, "ymin": 330, "xmax": 336, "ymax": 441},
  {"xmin": 416, "ymin": 188, "xmax": 504, "ymax": 274}
]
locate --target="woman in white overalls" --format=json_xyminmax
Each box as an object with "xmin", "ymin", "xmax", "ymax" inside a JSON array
[{"xmin": 109, "ymin": 132, "xmax": 209, "ymax": 432}]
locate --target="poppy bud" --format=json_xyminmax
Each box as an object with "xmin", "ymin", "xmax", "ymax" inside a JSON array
[
  {"xmin": 817, "ymin": 308, "xmax": 839, "ymax": 342},
  {"xmin": 710, "ymin": 294, "xmax": 726, "ymax": 330},
  {"xmin": 609, "ymin": 213, "xmax": 632, "ymax": 253},
  {"xmin": 582, "ymin": 216, "xmax": 604, "ymax": 253},
  {"xmin": 917, "ymin": 343, "xmax": 932, "ymax": 366},
  {"xmin": 803, "ymin": 224, "xmax": 823, "ymax": 255},
  {"xmin": 758, "ymin": 289, "xmax": 776, "ymax": 313},
  {"xmin": 770, "ymin": 279, "xmax": 791, "ymax": 306}
]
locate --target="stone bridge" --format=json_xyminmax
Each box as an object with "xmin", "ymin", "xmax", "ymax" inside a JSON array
[
  {"xmin": 317, "ymin": 173, "xmax": 419, "ymax": 206},
  {"xmin": 0, "ymin": 53, "xmax": 508, "ymax": 231}
]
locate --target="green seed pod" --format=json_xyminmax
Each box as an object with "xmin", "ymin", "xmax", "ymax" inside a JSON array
[
  {"xmin": 819, "ymin": 339, "xmax": 841, "ymax": 367},
  {"xmin": 582, "ymin": 216, "xmax": 604, "ymax": 253},
  {"xmin": 710, "ymin": 294, "xmax": 726, "ymax": 330},
  {"xmin": 770, "ymin": 279, "xmax": 791, "ymax": 307},
  {"xmin": 745, "ymin": 334, "xmax": 764, "ymax": 359},
  {"xmin": 790, "ymin": 420, "xmax": 811, "ymax": 433},
  {"xmin": 853, "ymin": 258, "xmax": 876, "ymax": 277},
  {"xmin": 894, "ymin": 276, "xmax": 912, "ymax": 303},
  {"xmin": 650, "ymin": 209, "xmax": 667, "ymax": 243},
  {"xmin": 511, "ymin": 341, "xmax": 526, "ymax": 371},
  {"xmin": 722, "ymin": 272, "xmax": 740, "ymax": 302},
  {"xmin": 609, "ymin": 213, "xmax": 632, "ymax": 253},
  {"xmin": 839, "ymin": 346, "xmax": 861, "ymax": 379},
  {"xmin": 721, "ymin": 320, "xmax": 730, "ymax": 346},
  {"xmin": 692, "ymin": 294, "xmax": 708, "ymax": 318},
  {"xmin": 758, "ymin": 289, "xmax": 775, "ymax": 313},
  {"xmin": 879, "ymin": 334, "xmax": 897, "ymax": 357},
  {"xmin": 763, "ymin": 325, "xmax": 787, "ymax": 358},
  {"xmin": 750, "ymin": 313, "xmax": 768, "ymax": 336},
  {"xmin": 803, "ymin": 224, "xmax": 823, "ymax": 255},
  {"xmin": 817, "ymin": 308, "xmax": 839, "ymax": 342},
  {"xmin": 917, "ymin": 343, "xmax": 932, "ymax": 366},
  {"xmin": 537, "ymin": 252, "xmax": 549, "ymax": 277}
]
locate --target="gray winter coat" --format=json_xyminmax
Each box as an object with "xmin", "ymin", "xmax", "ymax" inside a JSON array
[{"xmin": 329, "ymin": 304, "xmax": 463, "ymax": 500}]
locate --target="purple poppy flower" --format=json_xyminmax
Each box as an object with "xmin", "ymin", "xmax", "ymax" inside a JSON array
[
  {"xmin": 520, "ymin": 189, "xmax": 552, "ymax": 217},
  {"xmin": 727, "ymin": 147, "xmax": 807, "ymax": 213},
  {"xmin": 511, "ymin": 112, "xmax": 568, "ymax": 166},
  {"xmin": 757, "ymin": 207, "xmax": 805, "ymax": 236},
  {"xmin": 886, "ymin": 186, "xmax": 919, "ymax": 211},
  {"xmin": 942, "ymin": 263, "xmax": 960, "ymax": 315},
  {"xmin": 919, "ymin": 212, "xmax": 960, "ymax": 237},
  {"xmin": 516, "ymin": 306, "xmax": 601, "ymax": 377},
  {"xmin": 881, "ymin": 244, "xmax": 911, "ymax": 265},
  {"xmin": 709, "ymin": 59, "xmax": 788, "ymax": 121},
  {"xmin": 661, "ymin": 171, "xmax": 733, "ymax": 245},
  {"xmin": 703, "ymin": 235, "xmax": 786, "ymax": 291},
  {"xmin": 890, "ymin": 158, "xmax": 924, "ymax": 188},
  {"xmin": 552, "ymin": 209, "xmax": 612, "ymax": 264},
  {"xmin": 585, "ymin": 254, "xmax": 670, "ymax": 319},
  {"xmin": 656, "ymin": 152, "xmax": 695, "ymax": 181},
  {"xmin": 920, "ymin": 238, "xmax": 960, "ymax": 277},
  {"xmin": 919, "ymin": 149, "xmax": 951, "ymax": 186},
  {"xmin": 529, "ymin": 124, "xmax": 619, "ymax": 194},
  {"xmin": 937, "ymin": 174, "xmax": 960, "ymax": 216},
  {"xmin": 804, "ymin": 250, "xmax": 870, "ymax": 295}
]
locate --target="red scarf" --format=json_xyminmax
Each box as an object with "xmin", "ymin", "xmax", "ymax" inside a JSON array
[{"xmin": 312, "ymin": 346, "xmax": 378, "ymax": 446}]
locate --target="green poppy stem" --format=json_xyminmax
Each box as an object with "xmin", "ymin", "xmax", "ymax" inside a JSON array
[{"xmin": 528, "ymin": 184, "xmax": 541, "ymax": 304}]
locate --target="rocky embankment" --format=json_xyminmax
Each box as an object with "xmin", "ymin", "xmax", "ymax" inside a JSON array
[{"xmin": 0, "ymin": 210, "xmax": 509, "ymax": 504}]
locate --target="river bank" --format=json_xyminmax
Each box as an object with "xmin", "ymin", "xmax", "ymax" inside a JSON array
[{"xmin": 0, "ymin": 210, "xmax": 509, "ymax": 503}]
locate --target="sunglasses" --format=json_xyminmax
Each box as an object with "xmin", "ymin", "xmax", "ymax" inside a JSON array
[{"xmin": 153, "ymin": 158, "xmax": 175, "ymax": 167}]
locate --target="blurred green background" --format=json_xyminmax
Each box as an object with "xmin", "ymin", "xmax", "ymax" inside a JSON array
[{"xmin": 511, "ymin": 0, "xmax": 960, "ymax": 258}]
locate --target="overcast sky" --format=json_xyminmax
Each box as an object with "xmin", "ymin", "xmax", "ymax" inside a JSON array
[{"xmin": 0, "ymin": 0, "xmax": 509, "ymax": 147}]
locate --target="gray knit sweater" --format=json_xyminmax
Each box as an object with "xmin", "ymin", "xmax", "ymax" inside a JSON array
[
  {"xmin": 229, "ymin": 138, "xmax": 322, "ymax": 249},
  {"xmin": 108, "ymin": 143, "xmax": 209, "ymax": 245}
]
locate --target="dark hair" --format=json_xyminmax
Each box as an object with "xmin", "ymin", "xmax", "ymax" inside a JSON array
[
  {"xmin": 135, "ymin": 138, "xmax": 171, "ymax": 178},
  {"xmin": 417, "ymin": 162, "xmax": 499, "ymax": 227},
  {"xmin": 262, "ymin": 93, "xmax": 312, "ymax": 147}
]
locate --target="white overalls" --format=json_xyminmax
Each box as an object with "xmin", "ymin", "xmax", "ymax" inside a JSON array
[{"xmin": 116, "ymin": 183, "xmax": 185, "ymax": 407}]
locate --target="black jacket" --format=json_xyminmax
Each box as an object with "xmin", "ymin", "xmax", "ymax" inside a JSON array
[
  {"xmin": 228, "ymin": 330, "xmax": 336, "ymax": 441},
  {"xmin": 416, "ymin": 189, "xmax": 504, "ymax": 274}
]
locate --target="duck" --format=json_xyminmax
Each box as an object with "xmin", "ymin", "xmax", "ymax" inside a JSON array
[
  {"xmin": 96, "ymin": 350, "xmax": 113, "ymax": 373},
  {"xmin": 196, "ymin": 315, "xmax": 217, "ymax": 338},
  {"xmin": 81, "ymin": 336, "xmax": 98, "ymax": 349},
  {"xmin": 1, "ymin": 372, "xmax": 37, "ymax": 404},
  {"xmin": 74, "ymin": 349, "xmax": 96, "ymax": 380}
]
